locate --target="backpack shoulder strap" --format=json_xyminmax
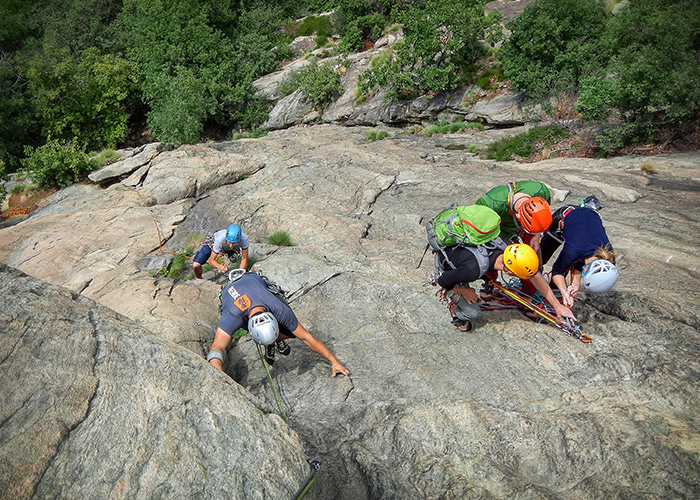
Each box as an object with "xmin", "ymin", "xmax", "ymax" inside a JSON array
[{"xmin": 463, "ymin": 237, "xmax": 507, "ymax": 277}]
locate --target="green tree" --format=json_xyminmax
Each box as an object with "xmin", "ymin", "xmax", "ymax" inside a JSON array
[
  {"xmin": 600, "ymin": 0, "xmax": 700, "ymax": 121},
  {"xmin": 0, "ymin": 54, "xmax": 37, "ymax": 170},
  {"xmin": 500, "ymin": 0, "xmax": 608, "ymax": 97},
  {"xmin": 22, "ymin": 45, "xmax": 138, "ymax": 151}
]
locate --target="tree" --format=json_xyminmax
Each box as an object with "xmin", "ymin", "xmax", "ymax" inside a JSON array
[{"xmin": 499, "ymin": 0, "xmax": 608, "ymax": 97}]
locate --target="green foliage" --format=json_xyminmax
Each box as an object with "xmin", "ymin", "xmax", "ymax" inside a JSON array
[
  {"xmin": 338, "ymin": 13, "xmax": 386, "ymax": 53},
  {"xmin": 601, "ymin": 0, "xmax": 700, "ymax": 122},
  {"xmin": 485, "ymin": 125, "xmax": 570, "ymax": 161},
  {"xmin": 21, "ymin": 137, "xmax": 95, "ymax": 187},
  {"xmin": 267, "ymin": 230, "xmax": 295, "ymax": 246},
  {"xmin": 22, "ymin": 45, "xmax": 138, "ymax": 151},
  {"xmin": 166, "ymin": 253, "xmax": 189, "ymax": 279},
  {"xmin": 594, "ymin": 121, "xmax": 655, "ymax": 157},
  {"xmin": 575, "ymin": 76, "xmax": 618, "ymax": 120},
  {"xmin": 232, "ymin": 129, "xmax": 268, "ymax": 140},
  {"xmin": 91, "ymin": 149, "xmax": 122, "ymax": 169},
  {"xmin": 358, "ymin": 0, "xmax": 501, "ymax": 101},
  {"xmin": 422, "ymin": 121, "xmax": 485, "ymax": 136},
  {"xmin": 287, "ymin": 61, "xmax": 343, "ymax": 109},
  {"xmin": 0, "ymin": 54, "xmax": 36, "ymax": 170},
  {"xmin": 0, "ymin": 159, "xmax": 6, "ymax": 207},
  {"xmin": 475, "ymin": 66, "xmax": 505, "ymax": 90},
  {"xmin": 500, "ymin": 0, "xmax": 608, "ymax": 97},
  {"xmin": 298, "ymin": 15, "xmax": 333, "ymax": 37},
  {"xmin": 365, "ymin": 128, "xmax": 389, "ymax": 141}
]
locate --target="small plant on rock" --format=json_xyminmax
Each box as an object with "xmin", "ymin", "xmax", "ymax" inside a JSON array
[{"xmin": 267, "ymin": 230, "xmax": 294, "ymax": 246}]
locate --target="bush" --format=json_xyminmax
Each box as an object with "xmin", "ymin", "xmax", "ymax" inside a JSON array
[
  {"xmin": 500, "ymin": 0, "xmax": 608, "ymax": 97},
  {"xmin": 21, "ymin": 137, "xmax": 95, "ymax": 187},
  {"xmin": 298, "ymin": 15, "xmax": 333, "ymax": 37},
  {"xmin": 287, "ymin": 61, "xmax": 343, "ymax": 109},
  {"xmin": 357, "ymin": 0, "xmax": 501, "ymax": 101},
  {"xmin": 338, "ymin": 13, "xmax": 386, "ymax": 54},
  {"xmin": 267, "ymin": 230, "xmax": 294, "ymax": 246},
  {"xmin": 485, "ymin": 124, "xmax": 570, "ymax": 161},
  {"xmin": 601, "ymin": 0, "xmax": 700, "ymax": 123}
]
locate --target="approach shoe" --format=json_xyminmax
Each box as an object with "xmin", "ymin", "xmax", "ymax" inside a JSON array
[
  {"xmin": 276, "ymin": 340, "xmax": 291, "ymax": 356},
  {"xmin": 264, "ymin": 344, "xmax": 275, "ymax": 365}
]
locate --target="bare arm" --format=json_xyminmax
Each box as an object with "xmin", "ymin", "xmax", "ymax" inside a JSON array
[
  {"xmin": 530, "ymin": 273, "xmax": 577, "ymax": 321},
  {"xmin": 292, "ymin": 323, "xmax": 349, "ymax": 377},
  {"xmin": 239, "ymin": 248, "xmax": 249, "ymax": 270},
  {"xmin": 207, "ymin": 252, "xmax": 227, "ymax": 273},
  {"xmin": 207, "ymin": 327, "xmax": 232, "ymax": 371}
]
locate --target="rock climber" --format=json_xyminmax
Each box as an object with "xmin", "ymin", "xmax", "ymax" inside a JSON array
[
  {"xmin": 436, "ymin": 242, "xmax": 576, "ymax": 332},
  {"xmin": 193, "ymin": 224, "xmax": 249, "ymax": 279},
  {"xmin": 540, "ymin": 199, "xmax": 618, "ymax": 306},
  {"xmin": 206, "ymin": 270, "xmax": 349, "ymax": 377}
]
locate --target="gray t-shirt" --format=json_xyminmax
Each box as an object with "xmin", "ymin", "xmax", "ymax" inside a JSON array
[
  {"xmin": 210, "ymin": 229, "xmax": 250, "ymax": 254},
  {"xmin": 218, "ymin": 272, "xmax": 299, "ymax": 335}
]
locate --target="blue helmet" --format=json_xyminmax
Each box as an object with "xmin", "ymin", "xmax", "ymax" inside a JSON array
[{"xmin": 225, "ymin": 224, "xmax": 241, "ymax": 243}]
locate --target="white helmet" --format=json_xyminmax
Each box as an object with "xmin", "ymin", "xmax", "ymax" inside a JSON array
[
  {"xmin": 248, "ymin": 311, "xmax": 279, "ymax": 345},
  {"xmin": 581, "ymin": 259, "xmax": 618, "ymax": 293}
]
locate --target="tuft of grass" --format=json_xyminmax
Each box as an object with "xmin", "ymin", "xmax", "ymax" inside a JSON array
[
  {"xmin": 466, "ymin": 145, "xmax": 481, "ymax": 153},
  {"xmin": 232, "ymin": 129, "xmax": 268, "ymax": 140},
  {"xmin": 298, "ymin": 15, "xmax": 332, "ymax": 38},
  {"xmin": 10, "ymin": 184, "xmax": 26, "ymax": 195},
  {"xmin": 365, "ymin": 129, "xmax": 389, "ymax": 141},
  {"xmin": 485, "ymin": 124, "xmax": 570, "ymax": 161},
  {"xmin": 92, "ymin": 149, "xmax": 122, "ymax": 169},
  {"xmin": 267, "ymin": 230, "xmax": 295, "ymax": 246},
  {"xmin": 639, "ymin": 161, "xmax": 657, "ymax": 175},
  {"xmin": 423, "ymin": 121, "xmax": 485, "ymax": 136},
  {"xmin": 166, "ymin": 253, "xmax": 190, "ymax": 279}
]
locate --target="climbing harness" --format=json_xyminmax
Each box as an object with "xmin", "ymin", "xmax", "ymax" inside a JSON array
[{"xmin": 480, "ymin": 279, "xmax": 592, "ymax": 343}]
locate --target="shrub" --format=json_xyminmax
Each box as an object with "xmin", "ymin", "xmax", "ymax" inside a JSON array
[
  {"xmin": 485, "ymin": 124, "xmax": 570, "ymax": 161},
  {"xmin": 298, "ymin": 15, "xmax": 333, "ymax": 37},
  {"xmin": 21, "ymin": 137, "xmax": 94, "ymax": 187},
  {"xmin": 166, "ymin": 253, "xmax": 190, "ymax": 279},
  {"xmin": 267, "ymin": 230, "xmax": 294, "ymax": 246},
  {"xmin": 288, "ymin": 61, "xmax": 343, "ymax": 109},
  {"xmin": 338, "ymin": 13, "xmax": 386, "ymax": 54},
  {"xmin": 423, "ymin": 121, "xmax": 485, "ymax": 136}
]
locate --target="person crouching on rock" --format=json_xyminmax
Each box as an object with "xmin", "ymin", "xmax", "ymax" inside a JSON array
[
  {"xmin": 436, "ymin": 243, "xmax": 576, "ymax": 332},
  {"xmin": 193, "ymin": 224, "xmax": 249, "ymax": 279},
  {"xmin": 540, "ymin": 202, "xmax": 618, "ymax": 306},
  {"xmin": 206, "ymin": 271, "xmax": 349, "ymax": 377}
]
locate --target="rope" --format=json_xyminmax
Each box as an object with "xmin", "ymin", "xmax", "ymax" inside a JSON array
[
  {"xmin": 256, "ymin": 344, "xmax": 288, "ymax": 424},
  {"xmin": 254, "ymin": 346, "xmax": 322, "ymax": 499},
  {"xmin": 478, "ymin": 278, "xmax": 592, "ymax": 342}
]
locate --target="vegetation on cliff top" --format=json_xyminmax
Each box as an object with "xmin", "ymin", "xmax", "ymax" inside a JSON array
[{"xmin": 0, "ymin": 0, "xmax": 697, "ymax": 184}]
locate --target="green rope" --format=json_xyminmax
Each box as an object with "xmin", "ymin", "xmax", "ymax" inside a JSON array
[{"xmin": 257, "ymin": 344, "xmax": 288, "ymax": 424}]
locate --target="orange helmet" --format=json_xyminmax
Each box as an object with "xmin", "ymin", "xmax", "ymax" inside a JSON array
[
  {"xmin": 503, "ymin": 244, "xmax": 539, "ymax": 279},
  {"xmin": 518, "ymin": 197, "xmax": 552, "ymax": 234}
]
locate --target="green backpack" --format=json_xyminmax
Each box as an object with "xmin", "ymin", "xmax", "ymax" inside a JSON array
[{"xmin": 425, "ymin": 204, "xmax": 506, "ymax": 275}]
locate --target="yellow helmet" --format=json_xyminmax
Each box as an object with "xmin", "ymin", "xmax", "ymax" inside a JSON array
[{"xmin": 503, "ymin": 244, "xmax": 539, "ymax": 279}]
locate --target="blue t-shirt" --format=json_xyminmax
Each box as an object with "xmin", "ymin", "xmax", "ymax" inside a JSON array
[
  {"xmin": 551, "ymin": 207, "xmax": 612, "ymax": 277},
  {"xmin": 218, "ymin": 272, "xmax": 299, "ymax": 335}
]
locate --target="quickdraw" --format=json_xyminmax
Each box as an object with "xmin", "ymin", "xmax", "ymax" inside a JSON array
[{"xmin": 483, "ymin": 279, "xmax": 592, "ymax": 343}]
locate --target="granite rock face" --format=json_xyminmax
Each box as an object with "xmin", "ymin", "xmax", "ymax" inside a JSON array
[
  {"xmin": 0, "ymin": 263, "xmax": 313, "ymax": 500},
  {"xmin": 1, "ymin": 124, "xmax": 699, "ymax": 499}
]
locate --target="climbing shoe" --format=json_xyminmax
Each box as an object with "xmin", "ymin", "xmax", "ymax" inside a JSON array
[
  {"xmin": 276, "ymin": 340, "xmax": 291, "ymax": 356},
  {"xmin": 458, "ymin": 320, "xmax": 473, "ymax": 332},
  {"xmin": 264, "ymin": 345, "xmax": 275, "ymax": 365}
]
